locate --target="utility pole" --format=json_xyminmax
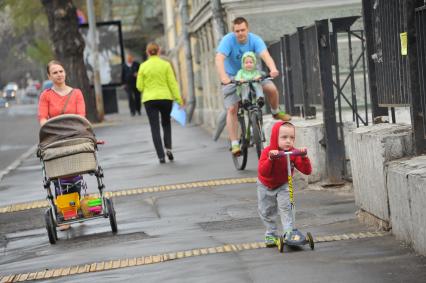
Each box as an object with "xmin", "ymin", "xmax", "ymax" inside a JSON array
[{"xmin": 87, "ymin": 0, "xmax": 104, "ymax": 121}]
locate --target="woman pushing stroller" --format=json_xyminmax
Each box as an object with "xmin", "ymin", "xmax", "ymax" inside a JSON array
[{"xmin": 38, "ymin": 60, "xmax": 86, "ymax": 230}]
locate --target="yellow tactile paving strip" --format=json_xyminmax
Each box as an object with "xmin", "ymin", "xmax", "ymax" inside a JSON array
[
  {"xmin": 0, "ymin": 231, "xmax": 388, "ymax": 282},
  {"xmin": 0, "ymin": 177, "xmax": 257, "ymax": 214}
]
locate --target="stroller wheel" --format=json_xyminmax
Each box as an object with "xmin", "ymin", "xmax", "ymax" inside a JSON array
[
  {"xmin": 307, "ymin": 232, "xmax": 314, "ymax": 250},
  {"xmin": 105, "ymin": 198, "xmax": 118, "ymax": 233},
  {"xmin": 278, "ymin": 236, "xmax": 284, "ymax": 253},
  {"xmin": 44, "ymin": 208, "xmax": 57, "ymax": 244}
]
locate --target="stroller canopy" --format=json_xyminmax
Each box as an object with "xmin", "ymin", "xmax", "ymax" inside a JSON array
[{"xmin": 39, "ymin": 114, "xmax": 96, "ymax": 149}]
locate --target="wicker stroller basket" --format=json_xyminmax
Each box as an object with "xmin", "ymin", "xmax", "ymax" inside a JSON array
[
  {"xmin": 38, "ymin": 114, "xmax": 98, "ymax": 179},
  {"xmin": 42, "ymin": 138, "xmax": 97, "ymax": 179}
]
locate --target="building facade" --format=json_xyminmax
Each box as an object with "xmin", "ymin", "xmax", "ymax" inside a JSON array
[{"xmin": 162, "ymin": 0, "xmax": 362, "ymax": 132}]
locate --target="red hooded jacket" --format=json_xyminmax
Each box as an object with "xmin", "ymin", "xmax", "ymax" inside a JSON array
[{"xmin": 258, "ymin": 121, "xmax": 312, "ymax": 190}]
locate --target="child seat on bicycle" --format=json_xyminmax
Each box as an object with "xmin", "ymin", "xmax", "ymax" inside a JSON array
[{"xmin": 235, "ymin": 51, "xmax": 265, "ymax": 108}]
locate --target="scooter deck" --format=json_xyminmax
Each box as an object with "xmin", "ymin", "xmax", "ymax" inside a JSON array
[{"xmin": 276, "ymin": 230, "xmax": 314, "ymax": 252}]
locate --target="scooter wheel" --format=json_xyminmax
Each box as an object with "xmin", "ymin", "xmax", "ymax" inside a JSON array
[
  {"xmin": 307, "ymin": 232, "xmax": 314, "ymax": 250},
  {"xmin": 278, "ymin": 236, "xmax": 284, "ymax": 253}
]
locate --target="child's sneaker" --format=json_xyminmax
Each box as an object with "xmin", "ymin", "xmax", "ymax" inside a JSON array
[
  {"xmin": 273, "ymin": 111, "xmax": 292, "ymax": 121},
  {"xmin": 257, "ymin": 96, "xmax": 264, "ymax": 107},
  {"xmin": 242, "ymin": 99, "xmax": 250, "ymax": 108},
  {"xmin": 283, "ymin": 229, "xmax": 292, "ymax": 242},
  {"xmin": 264, "ymin": 234, "xmax": 278, "ymax": 247},
  {"xmin": 231, "ymin": 144, "xmax": 241, "ymax": 156}
]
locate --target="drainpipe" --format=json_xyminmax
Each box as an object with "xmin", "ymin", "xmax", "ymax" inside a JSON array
[{"xmin": 180, "ymin": 0, "xmax": 196, "ymax": 122}]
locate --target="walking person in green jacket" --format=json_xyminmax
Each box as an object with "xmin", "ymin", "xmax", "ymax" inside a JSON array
[{"xmin": 137, "ymin": 42, "xmax": 185, "ymax": 163}]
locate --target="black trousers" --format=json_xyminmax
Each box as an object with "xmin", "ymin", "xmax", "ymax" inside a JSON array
[
  {"xmin": 125, "ymin": 85, "xmax": 141, "ymax": 114},
  {"xmin": 144, "ymin": 100, "xmax": 173, "ymax": 159}
]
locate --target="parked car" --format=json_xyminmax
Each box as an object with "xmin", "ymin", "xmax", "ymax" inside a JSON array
[
  {"xmin": 3, "ymin": 82, "xmax": 18, "ymax": 100},
  {"xmin": 25, "ymin": 84, "xmax": 39, "ymax": 97},
  {"xmin": 0, "ymin": 97, "xmax": 9, "ymax": 108}
]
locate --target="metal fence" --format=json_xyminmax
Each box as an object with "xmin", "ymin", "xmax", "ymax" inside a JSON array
[
  {"xmin": 363, "ymin": 0, "xmax": 426, "ymax": 153},
  {"xmin": 269, "ymin": 20, "xmax": 345, "ymax": 183},
  {"xmin": 370, "ymin": 0, "xmax": 410, "ymax": 106},
  {"xmin": 415, "ymin": 6, "xmax": 426, "ymax": 138},
  {"xmin": 267, "ymin": 41, "xmax": 285, "ymax": 106}
]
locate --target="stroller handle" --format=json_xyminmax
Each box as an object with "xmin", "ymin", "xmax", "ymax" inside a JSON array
[{"xmin": 96, "ymin": 140, "xmax": 105, "ymax": 145}]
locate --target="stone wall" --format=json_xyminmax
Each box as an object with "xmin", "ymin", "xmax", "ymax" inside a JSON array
[
  {"xmin": 347, "ymin": 124, "xmax": 413, "ymax": 222},
  {"xmin": 387, "ymin": 156, "xmax": 426, "ymax": 255}
]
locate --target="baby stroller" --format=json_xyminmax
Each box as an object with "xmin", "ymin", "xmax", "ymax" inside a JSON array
[{"xmin": 37, "ymin": 114, "xmax": 117, "ymax": 244}]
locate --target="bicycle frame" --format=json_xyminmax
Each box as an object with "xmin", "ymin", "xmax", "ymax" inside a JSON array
[{"xmin": 239, "ymin": 81, "xmax": 265, "ymax": 147}]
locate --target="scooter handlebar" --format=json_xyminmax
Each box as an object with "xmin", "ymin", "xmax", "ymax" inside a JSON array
[{"xmin": 277, "ymin": 149, "xmax": 307, "ymax": 157}]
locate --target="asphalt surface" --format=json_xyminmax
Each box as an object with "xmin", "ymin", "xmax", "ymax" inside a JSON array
[
  {"xmin": 0, "ymin": 100, "xmax": 425, "ymax": 282},
  {"xmin": 0, "ymin": 102, "xmax": 39, "ymax": 175}
]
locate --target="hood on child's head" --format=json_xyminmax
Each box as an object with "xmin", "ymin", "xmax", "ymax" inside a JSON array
[
  {"xmin": 269, "ymin": 121, "xmax": 293, "ymax": 151},
  {"xmin": 241, "ymin": 51, "xmax": 257, "ymax": 70}
]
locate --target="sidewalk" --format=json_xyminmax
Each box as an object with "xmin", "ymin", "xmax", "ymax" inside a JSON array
[
  {"xmin": 1, "ymin": 100, "xmax": 426, "ymax": 282},
  {"xmin": 0, "ymin": 99, "xmax": 258, "ymax": 207}
]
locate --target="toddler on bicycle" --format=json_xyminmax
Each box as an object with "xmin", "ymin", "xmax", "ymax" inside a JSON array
[
  {"xmin": 257, "ymin": 121, "xmax": 312, "ymax": 247},
  {"xmin": 235, "ymin": 51, "xmax": 265, "ymax": 108}
]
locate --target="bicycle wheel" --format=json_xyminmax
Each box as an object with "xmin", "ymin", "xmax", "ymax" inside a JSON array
[
  {"xmin": 232, "ymin": 115, "xmax": 248, "ymax": 170},
  {"xmin": 250, "ymin": 111, "xmax": 264, "ymax": 159}
]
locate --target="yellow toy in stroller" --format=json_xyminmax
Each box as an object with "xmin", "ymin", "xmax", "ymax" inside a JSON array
[{"xmin": 37, "ymin": 114, "xmax": 117, "ymax": 244}]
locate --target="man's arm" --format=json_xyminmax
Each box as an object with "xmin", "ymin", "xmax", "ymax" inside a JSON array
[
  {"xmin": 259, "ymin": 50, "xmax": 279, "ymax": 78},
  {"xmin": 215, "ymin": 53, "xmax": 231, "ymax": 84}
]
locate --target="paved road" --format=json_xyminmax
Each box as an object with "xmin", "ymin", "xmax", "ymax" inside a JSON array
[
  {"xmin": 0, "ymin": 101, "xmax": 425, "ymax": 282},
  {"xmin": 0, "ymin": 103, "xmax": 39, "ymax": 175}
]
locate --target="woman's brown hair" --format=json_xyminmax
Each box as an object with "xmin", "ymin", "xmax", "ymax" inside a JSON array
[
  {"xmin": 46, "ymin": 60, "xmax": 64, "ymax": 75},
  {"xmin": 146, "ymin": 42, "xmax": 160, "ymax": 56}
]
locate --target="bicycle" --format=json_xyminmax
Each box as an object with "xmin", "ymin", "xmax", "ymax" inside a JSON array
[{"xmin": 224, "ymin": 76, "xmax": 270, "ymax": 170}]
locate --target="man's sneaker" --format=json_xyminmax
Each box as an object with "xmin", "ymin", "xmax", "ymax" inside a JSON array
[
  {"xmin": 231, "ymin": 144, "xmax": 241, "ymax": 156},
  {"xmin": 265, "ymin": 234, "xmax": 278, "ymax": 247},
  {"xmin": 273, "ymin": 111, "xmax": 292, "ymax": 121}
]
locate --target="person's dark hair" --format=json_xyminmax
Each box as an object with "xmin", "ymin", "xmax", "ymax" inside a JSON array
[
  {"xmin": 233, "ymin": 17, "xmax": 248, "ymax": 26},
  {"xmin": 146, "ymin": 42, "xmax": 160, "ymax": 56},
  {"xmin": 46, "ymin": 60, "xmax": 64, "ymax": 75}
]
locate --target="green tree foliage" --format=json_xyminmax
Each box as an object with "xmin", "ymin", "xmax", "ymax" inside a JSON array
[{"xmin": 0, "ymin": 0, "xmax": 52, "ymax": 65}]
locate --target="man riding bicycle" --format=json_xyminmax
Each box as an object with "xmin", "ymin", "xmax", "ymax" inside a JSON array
[{"xmin": 215, "ymin": 17, "xmax": 291, "ymax": 156}]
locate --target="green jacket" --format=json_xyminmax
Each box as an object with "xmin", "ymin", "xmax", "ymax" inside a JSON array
[
  {"xmin": 136, "ymin": 56, "xmax": 183, "ymax": 104},
  {"xmin": 235, "ymin": 51, "xmax": 263, "ymax": 81}
]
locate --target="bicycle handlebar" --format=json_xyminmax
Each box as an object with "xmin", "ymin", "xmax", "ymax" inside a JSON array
[{"xmin": 221, "ymin": 76, "xmax": 273, "ymax": 86}]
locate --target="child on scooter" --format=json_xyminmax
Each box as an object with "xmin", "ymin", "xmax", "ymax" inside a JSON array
[
  {"xmin": 235, "ymin": 51, "xmax": 265, "ymax": 107},
  {"xmin": 257, "ymin": 121, "xmax": 312, "ymax": 247}
]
